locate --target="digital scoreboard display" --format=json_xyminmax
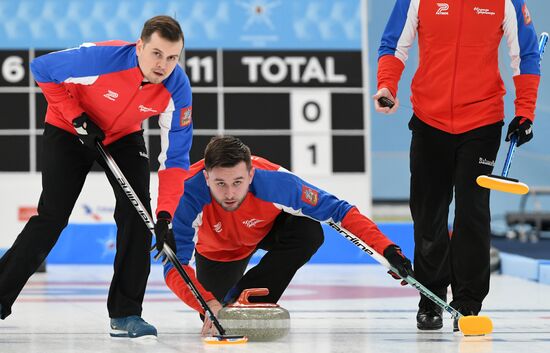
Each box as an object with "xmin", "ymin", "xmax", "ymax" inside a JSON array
[{"xmin": 0, "ymin": 49, "xmax": 365, "ymax": 176}]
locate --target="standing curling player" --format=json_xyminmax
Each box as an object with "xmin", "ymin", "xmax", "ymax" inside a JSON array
[
  {"xmin": 373, "ymin": 0, "xmax": 541, "ymax": 331},
  {"xmin": 0, "ymin": 15, "xmax": 193, "ymax": 339}
]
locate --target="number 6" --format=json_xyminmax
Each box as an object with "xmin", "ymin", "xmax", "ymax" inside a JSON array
[{"xmin": 2, "ymin": 56, "xmax": 25, "ymax": 83}]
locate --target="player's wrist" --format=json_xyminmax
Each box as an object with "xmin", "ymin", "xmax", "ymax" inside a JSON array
[{"xmin": 156, "ymin": 211, "xmax": 172, "ymax": 222}]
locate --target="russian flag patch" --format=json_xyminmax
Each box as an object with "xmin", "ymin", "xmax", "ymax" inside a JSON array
[
  {"xmin": 301, "ymin": 185, "xmax": 319, "ymax": 206},
  {"xmin": 180, "ymin": 106, "xmax": 192, "ymax": 127}
]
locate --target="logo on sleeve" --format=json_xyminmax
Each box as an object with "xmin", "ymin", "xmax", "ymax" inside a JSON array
[
  {"xmin": 301, "ymin": 185, "xmax": 319, "ymax": 206},
  {"xmin": 522, "ymin": 4, "xmax": 532, "ymax": 25},
  {"xmin": 180, "ymin": 106, "xmax": 192, "ymax": 127}
]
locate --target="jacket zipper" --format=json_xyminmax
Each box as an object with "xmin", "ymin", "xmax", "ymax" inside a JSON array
[
  {"xmin": 449, "ymin": 0, "xmax": 465, "ymax": 133},
  {"xmin": 106, "ymin": 79, "xmax": 144, "ymax": 132}
]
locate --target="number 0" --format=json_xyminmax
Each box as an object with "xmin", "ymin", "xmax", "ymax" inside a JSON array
[{"xmin": 302, "ymin": 101, "xmax": 320, "ymax": 122}]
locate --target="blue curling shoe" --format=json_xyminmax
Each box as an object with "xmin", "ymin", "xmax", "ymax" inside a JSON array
[{"xmin": 110, "ymin": 315, "xmax": 157, "ymax": 339}]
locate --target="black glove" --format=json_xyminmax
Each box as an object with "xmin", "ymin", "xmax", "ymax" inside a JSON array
[
  {"xmin": 378, "ymin": 96, "xmax": 395, "ymax": 109},
  {"xmin": 505, "ymin": 116, "xmax": 533, "ymax": 147},
  {"xmin": 155, "ymin": 211, "xmax": 176, "ymax": 253},
  {"xmin": 72, "ymin": 113, "xmax": 105, "ymax": 149},
  {"xmin": 383, "ymin": 244, "xmax": 413, "ymax": 285}
]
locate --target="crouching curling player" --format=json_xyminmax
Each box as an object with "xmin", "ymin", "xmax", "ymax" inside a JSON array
[{"xmin": 156, "ymin": 136, "xmax": 414, "ymax": 335}]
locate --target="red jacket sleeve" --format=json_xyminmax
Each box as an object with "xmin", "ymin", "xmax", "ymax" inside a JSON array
[
  {"xmin": 377, "ymin": 55, "xmax": 406, "ymax": 98},
  {"xmin": 157, "ymin": 167, "xmax": 187, "ymax": 217},
  {"xmin": 513, "ymin": 74, "xmax": 540, "ymax": 120},
  {"xmin": 36, "ymin": 82, "xmax": 84, "ymax": 123},
  {"xmin": 165, "ymin": 265, "xmax": 216, "ymax": 314},
  {"xmin": 340, "ymin": 206, "xmax": 394, "ymax": 255}
]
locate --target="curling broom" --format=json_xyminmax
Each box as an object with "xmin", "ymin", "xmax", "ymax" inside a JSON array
[
  {"xmin": 327, "ymin": 221, "xmax": 493, "ymax": 336},
  {"xmin": 96, "ymin": 141, "xmax": 248, "ymax": 345}
]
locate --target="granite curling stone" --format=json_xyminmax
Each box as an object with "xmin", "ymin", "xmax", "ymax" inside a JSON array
[{"xmin": 218, "ymin": 288, "xmax": 290, "ymax": 341}]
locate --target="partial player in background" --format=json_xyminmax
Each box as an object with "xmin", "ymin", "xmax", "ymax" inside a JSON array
[
  {"xmin": 158, "ymin": 136, "xmax": 413, "ymax": 336},
  {"xmin": 0, "ymin": 15, "xmax": 192, "ymax": 339},
  {"xmin": 373, "ymin": 0, "xmax": 541, "ymax": 331}
]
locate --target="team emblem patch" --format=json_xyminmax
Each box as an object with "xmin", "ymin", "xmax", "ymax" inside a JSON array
[
  {"xmin": 522, "ymin": 3, "xmax": 532, "ymax": 25},
  {"xmin": 180, "ymin": 106, "xmax": 192, "ymax": 127},
  {"xmin": 301, "ymin": 185, "xmax": 319, "ymax": 206}
]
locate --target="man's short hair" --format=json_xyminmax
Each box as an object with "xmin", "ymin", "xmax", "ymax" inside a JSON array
[
  {"xmin": 141, "ymin": 15, "xmax": 184, "ymax": 45},
  {"xmin": 204, "ymin": 136, "xmax": 252, "ymax": 171}
]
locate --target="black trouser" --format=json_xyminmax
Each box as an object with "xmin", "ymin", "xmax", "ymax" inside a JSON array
[
  {"xmin": 0, "ymin": 124, "xmax": 152, "ymax": 319},
  {"xmin": 409, "ymin": 115, "xmax": 502, "ymax": 314},
  {"xmin": 195, "ymin": 213, "xmax": 324, "ymax": 303}
]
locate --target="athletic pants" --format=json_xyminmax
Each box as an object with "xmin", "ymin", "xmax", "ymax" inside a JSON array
[
  {"xmin": 195, "ymin": 212, "xmax": 324, "ymax": 303},
  {"xmin": 0, "ymin": 124, "xmax": 152, "ymax": 319},
  {"xmin": 409, "ymin": 115, "xmax": 502, "ymax": 313}
]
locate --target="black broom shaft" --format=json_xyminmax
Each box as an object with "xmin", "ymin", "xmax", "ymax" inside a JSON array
[{"xmin": 96, "ymin": 141, "xmax": 226, "ymax": 335}]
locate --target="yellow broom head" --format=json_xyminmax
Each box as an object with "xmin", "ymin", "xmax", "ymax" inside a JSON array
[
  {"xmin": 476, "ymin": 175, "xmax": 529, "ymax": 195},
  {"xmin": 458, "ymin": 315, "xmax": 493, "ymax": 336}
]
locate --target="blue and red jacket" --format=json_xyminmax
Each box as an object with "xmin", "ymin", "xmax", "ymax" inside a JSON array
[
  {"xmin": 164, "ymin": 157, "xmax": 395, "ymax": 313},
  {"xmin": 30, "ymin": 40, "xmax": 193, "ymax": 216},
  {"xmin": 377, "ymin": 0, "xmax": 541, "ymax": 133}
]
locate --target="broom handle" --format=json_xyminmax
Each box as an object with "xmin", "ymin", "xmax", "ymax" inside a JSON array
[
  {"xmin": 326, "ymin": 221, "xmax": 463, "ymax": 319},
  {"xmin": 501, "ymin": 135, "xmax": 517, "ymax": 178},
  {"xmin": 96, "ymin": 141, "xmax": 227, "ymax": 336}
]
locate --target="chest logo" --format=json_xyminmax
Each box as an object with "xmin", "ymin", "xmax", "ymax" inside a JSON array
[
  {"xmin": 242, "ymin": 219, "xmax": 264, "ymax": 228},
  {"xmin": 103, "ymin": 90, "xmax": 119, "ymax": 101},
  {"xmin": 436, "ymin": 3, "xmax": 449, "ymax": 15},
  {"xmin": 473, "ymin": 7, "xmax": 495, "ymax": 16},
  {"xmin": 139, "ymin": 105, "xmax": 158, "ymax": 113},
  {"xmin": 213, "ymin": 221, "xmax": 223, "ymax": 233}
]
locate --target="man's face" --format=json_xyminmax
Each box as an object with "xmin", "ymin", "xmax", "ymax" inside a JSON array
[
  {"xmin": 204, "ymin": 161, "xmax": 254, "ymax": 212},
  {"xmin": 136, "ymin": 32, "xmax": 183, "ymax": 83}
]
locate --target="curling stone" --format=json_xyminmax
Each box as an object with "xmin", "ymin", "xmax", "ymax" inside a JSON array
[{"xmin": 218, "ymin": 288, "xmax": 290, "ymax": 341}]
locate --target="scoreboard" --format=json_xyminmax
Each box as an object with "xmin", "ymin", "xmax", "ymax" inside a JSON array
[
  {"xmin": 147, "ymin": 49, "xmax": 370, "ymax": 214},
  {"xmin": 0, "ymin": 48, "xmax": 370, "ymax": 206},
  {"xmin": 164, "ymin": 50, "xmax": 365, "ymax": 175}
]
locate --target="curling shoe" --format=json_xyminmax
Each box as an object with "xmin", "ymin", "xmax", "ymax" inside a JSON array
[
  {"xmin": 417, "ymin": 303, "xmax": 443, "ymax": 330},
  {"xmin": 110, "ymin": 315, "xmax": 157, "ymax": 339},
  {"xmin": 0, "ymin": 302, "xmax": 10, "ymax": 320},
  {"xmin": 453, "ymin": 308, "xmax": 477, "ymax": 332}
]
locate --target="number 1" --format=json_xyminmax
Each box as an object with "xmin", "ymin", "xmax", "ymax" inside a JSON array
[{"xmin": 307, "ymin": 144, "xmax": 317, "ymax": 165}]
